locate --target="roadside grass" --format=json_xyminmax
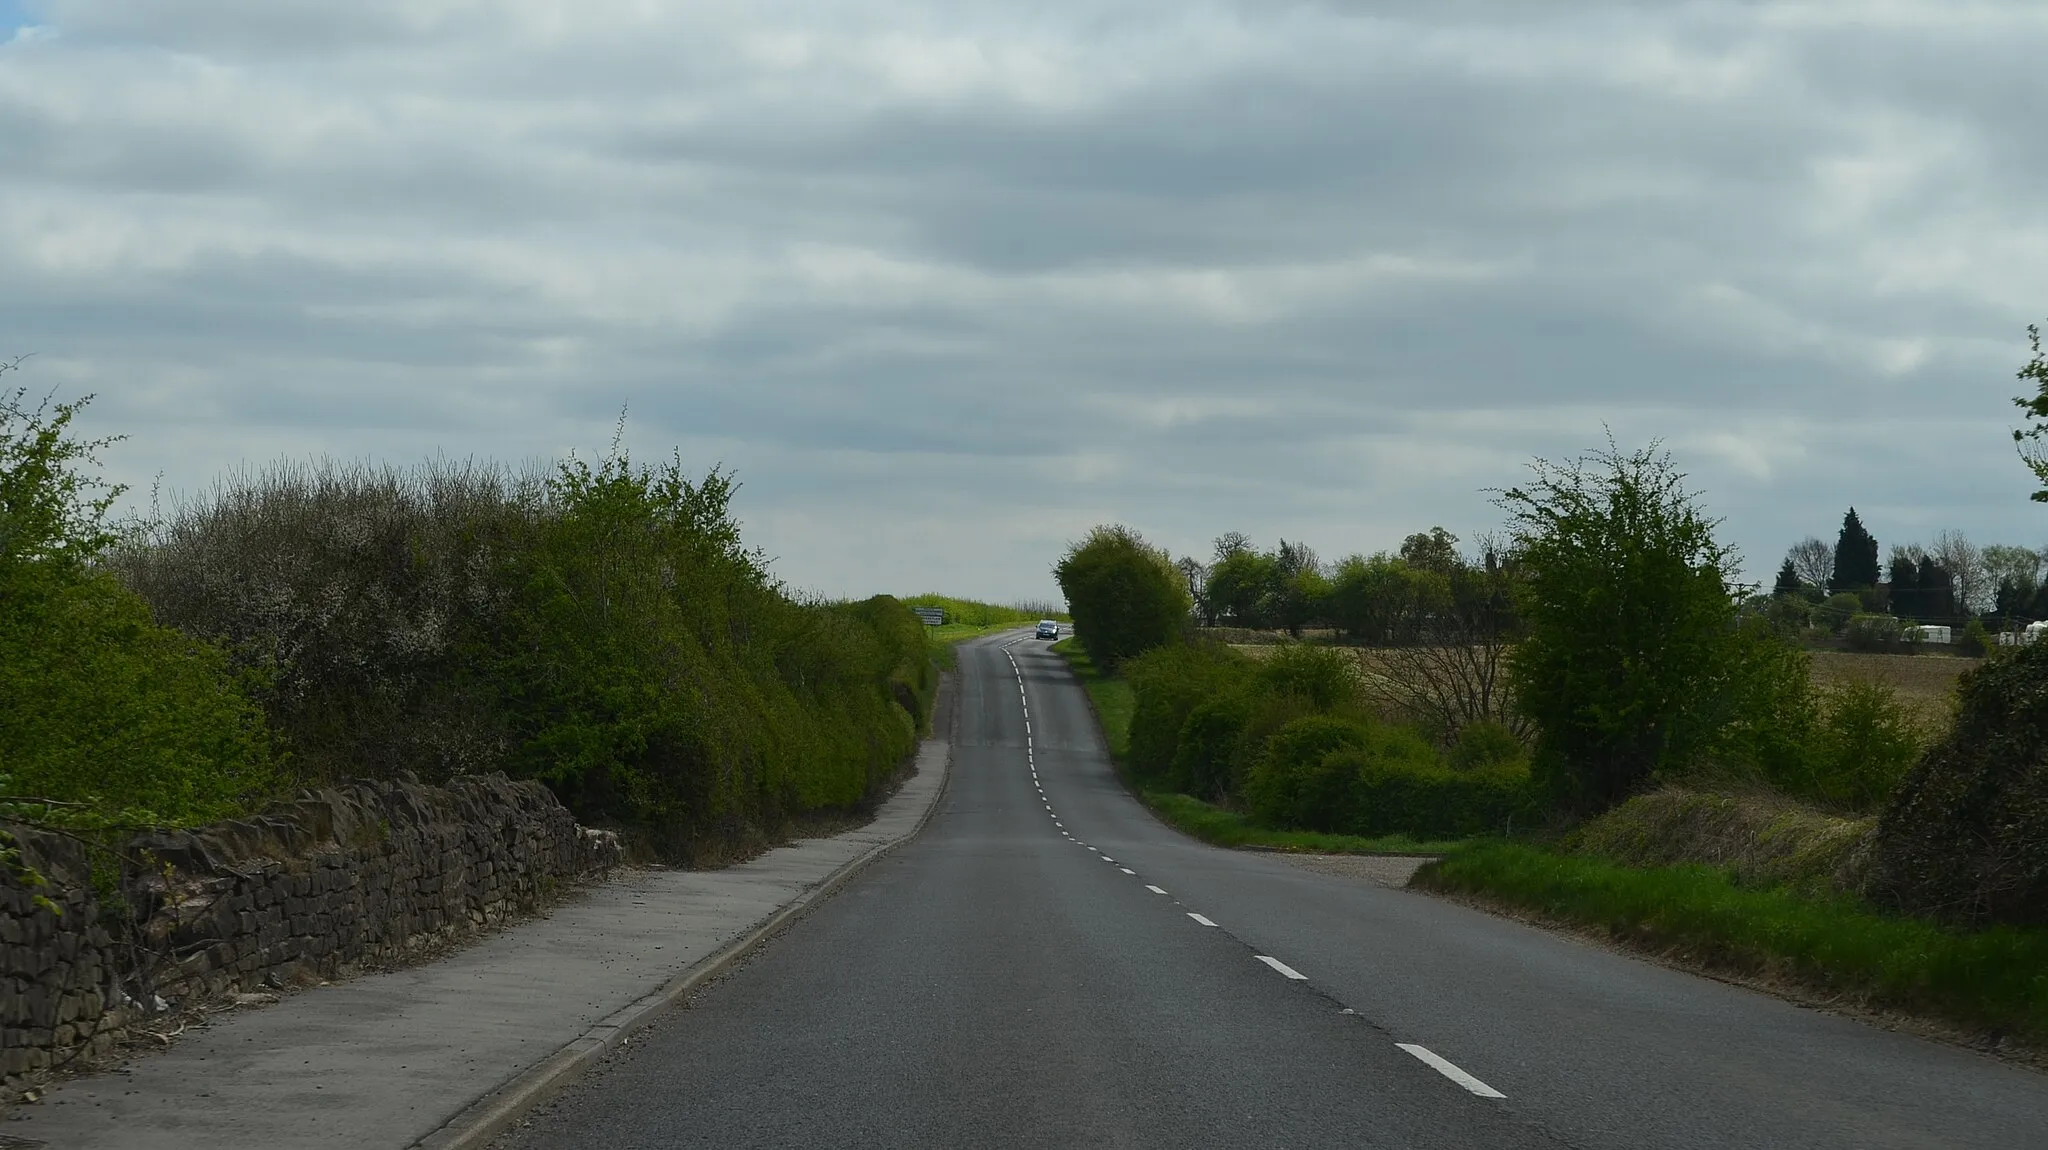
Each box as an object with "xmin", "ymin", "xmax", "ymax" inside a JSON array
[
  {"xmin": 1143, "ymin": 791, "xmax": 1465, "ymax": 855},
  {"xmin": 1416, "ymin": 842, "xmax": 2048, "ymax": 1043},
  {"xmin": 1050, "ymin": 638, "xmax": 1463, "ymax": 856},
  {"xmin": 928, "ymin": 621, "xmax": 1030, "ymax": 670}
]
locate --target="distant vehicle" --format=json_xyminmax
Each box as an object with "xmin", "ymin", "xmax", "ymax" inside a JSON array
[{"xmin": 1035, "ymin": 620, "xmax": 1060, "ymax": 640}]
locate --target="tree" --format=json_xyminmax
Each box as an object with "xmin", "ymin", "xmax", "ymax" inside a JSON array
[
  {"xmin": 1205, "ymin": 547, "xmax": 1276, "ymax": 628},
  {"xmin": 1831, "ymin": 509, "xmax": 1880, "ymax": 591},
  {"xmin": 1053, "ymin": 525, "xmax": 1190, "ymax": 671},
  {"xmin": 1981, "ymin": 544, "xmax": 2041, "ymax": 603},
  {"xmin": 1498, "ymin": 442, "xmax": 1748, "ymax": 809},
  {"xmin": 1930, "ymin": 529, "xmax": 1985, "ymax": 615},
  {"xmin": 1376, "ymin": 553, "xmax": 1525, "ymax": 740},
  {"xmin": 1399, "ymin": 527, "xmax": 1460, "ymax": 573},
  {"xmin": 1787, "ymin": 537, "xmax": 1833, "ymax": 589},
  {"xmin": 1175, "ymin": 555, "xmax": 1213, "ymax": 625},
  {"xmin": 2012, "ymin": 322, "xmax": 2048, "ymax": 501},
  {"xmin": 1773, "ymin": 559, "xmax": 1801, "ymax": 597}
]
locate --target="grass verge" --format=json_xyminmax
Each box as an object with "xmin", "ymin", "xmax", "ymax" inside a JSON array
[
  {"xmin": 928, "ymin": 622, "xmax": 1030, "ymax": 670},
  {"xmin": 1050, "ymin": 638, "xmax": 1461, "ymax": 856},
  {"xmin": 1415, "ymin": 841, "xmax": 2048, "ymax": 1045}
]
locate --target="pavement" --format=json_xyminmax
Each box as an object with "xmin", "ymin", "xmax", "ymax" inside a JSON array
[
  {"xmin": 492, "ymin": 631, "xmax": 2048, "ymax": 1150},
  {"xmin": 6, "ymin": 705, "xmax": 953, "ymax": 1150}
]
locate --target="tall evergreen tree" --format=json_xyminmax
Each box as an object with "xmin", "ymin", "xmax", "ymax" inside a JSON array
[
  {"xmin": 1773, "ymin": 559, "xmax": 1800, "ymax": 597},
  {"xmin": 1917, "ymin": 557, "xmax": 1955, "ymax": 619},
  {"xmin": 1888, "ymin": 554, "xmax": 1919, "ymax": 618},
  {"xmin": 1830, "ymin": 508, "xmax": 1880, "ymax": 591}
]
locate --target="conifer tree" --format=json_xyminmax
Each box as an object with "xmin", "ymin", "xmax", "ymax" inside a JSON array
[
  {"xmin": 1830, "ymin": 508, "xmax": 1880, "ymax": 591},
  {"xmin": 1773, "ymin": 559, "xmax": 1800, "ymax": 597}
]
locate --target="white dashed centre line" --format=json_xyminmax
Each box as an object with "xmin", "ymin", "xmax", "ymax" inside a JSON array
[
  {"xmin": 1255, "ymin": 955, "xmax": 1307, "ymax": 980},
  {"xmin": 1145, "ymin": 885, "xmax": 1168, "ymax": 895},
  {"xmin": 1396, "ymin": 1045, "xmax": 1507, "ymax": 1099},
  {"xmin": 1187, "ymin": 913, "xmax": 1217, "ymax": 927},
  {"xmin": 1119, "ymin": 867, "xmax": 1136, "ymax": 875}
]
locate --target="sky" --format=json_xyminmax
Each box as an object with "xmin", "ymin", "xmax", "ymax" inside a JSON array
[{"xmin": 4, "ymin": 1, "xmax": 2047, "ymax": 604}]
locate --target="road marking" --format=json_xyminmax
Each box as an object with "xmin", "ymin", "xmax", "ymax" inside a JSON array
[
  {"xmin": 1396, "ymin": 1045, "xmax": 1506, "ymax": 1099},
  {"xmin": 1255, "ymin": 955, "xmax": 1307, "ymax": 980},
  {"xmin": 1187, "ymin": 913, "xmax": 1217, "ymax": 927},
  {"xmin": 1099, "ymin": 856, "xmax": 1114, "ymax": 863},
  {"xmin": 1119, "ymin": 867, "xmax": 1136, "ymax": 875},
  {"xmin": 1145, "ymin": 885, "xmax": 1168, "ymax": 895}
]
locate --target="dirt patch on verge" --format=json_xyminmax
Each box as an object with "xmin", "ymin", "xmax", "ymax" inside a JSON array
[{"xmin": 1275, "ymin": 853, "xmax": 1434, "ymax": 888}]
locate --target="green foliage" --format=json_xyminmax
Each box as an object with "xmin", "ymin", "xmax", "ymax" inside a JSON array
[
  {"xmin": 1205, "ymin": 548, "xmax": 1277, "ymax": 628},
  {"xmin": 118, "ymin": 438, "xmax": 929, "ymax": 860},
  {"xmin": 900, "ymin": 595, "xmax": 1057, "ymax": 627},
  {"xmin": 0, "ymin": 374, "xmax": 278, "ymax": 828},
  {"xmin": 1137, "ymin": 790, "xmax": 1464, "ymax": 855},
  {"xmin": 1254, "ymin": 644, "xmax": 1360, "ymax": 711},
  {"xmin": 1123, "ymin": 643, "xmax": 1249, "ymax": 782},
  {"xmin": 1053, "ymin": 524, "xmax": 1190, "ymax": 672},
  {"xmin": 1566, "ymin": 787, "xmax": 1872, "ymax": 897},
  {"xmin": 1243, "ymin": 715, "xmax": 1377, "ymax": 829},
  {"xmin": 1798, "ymin": 681, "xmax": 1926, "ymax": 811},
  {"xmin": 1340, "ymin": 753, "xmax": 1539, "ymax": 838},
  {"xmin": 1417, "ymin": 842, "xmax": 2048, "ymax": 1043},
  {"xmin": 1171, "ymin": 695, "xmax": 1255, "ymax": 801},
  {"xmin": 0, "ymin": 572, "xmax": 279, "ymax": 827},
  {"xmin": 2013, "ymin": 322, "xmax": 2048, "ymax": 502},
  {"xmin": 489, "ymin": 450, "xmax": 924, "ymax": 856},
  {"xmin": 1448, "ymin": 721, "xmax": 1527, "ymax": 772},
  {"xmin": 1843, "ymin": 612, "xmax": 1917, "ymax": 653},
  {"xmin": 1959, "ymin": 617, "xmax": 1992, "ymax": 657},
  {"xmin": 1245, "ymin": 714, "xmax": 1536, "ymax": 838},
  {"xmin": 1815, "ymin": 591, "xmax": 1863, "ymax": 635},
  {"xmin": 1871, "ymin": 640, "xmax": 2048, "ymax": 927},
  {"xmin": 1497, "ymin": 442, "xmax": 1746, "ymax": 809}
]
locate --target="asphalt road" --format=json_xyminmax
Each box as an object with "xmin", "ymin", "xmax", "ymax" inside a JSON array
[{"xmin": 500, "ymin": 632, "xmax": 2048, "ymax": 1149}]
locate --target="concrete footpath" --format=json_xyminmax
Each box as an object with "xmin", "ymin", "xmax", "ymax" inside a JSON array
[{"xmin": 7, "ymin": 734, "xmax": 952, "ymax": 1150}]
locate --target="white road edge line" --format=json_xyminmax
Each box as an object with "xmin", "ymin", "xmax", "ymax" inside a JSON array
[
  {"xmin": 1145, "ymin": 885, "xmax": 1168, "ymax": 895},
  {"xmin": 1187, "ymin": 913, "xmax": 1217, "ymax": 927},
  {"xmin": 1255, "ymin": 955, "xmax": 1307, "ymax": 980},
  {"xmin": 1395, "ymin": 1044, "xmax": 1506, "ymax": 1099}
]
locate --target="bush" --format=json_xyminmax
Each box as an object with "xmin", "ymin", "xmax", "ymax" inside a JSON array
[
  {"xmin": 1816, "ymin": 592, "xmax": 1863, "ymax": 635},
  {"xmin": 1122, "ymin": 643, "xmax": 1250, "ymax": 783},
  {"xmin": 0, "ymin": 571, "xmax": 279, "ymax": 826},
  {"xmin": 117, "ymin": 446, "xmax": 929, "ymax": 861},
  {"xmin": 1053, "ymin": 524, "xmax": 1190, "ymax": 672},
  {"xmin": 1798, "ymin": 681, "xmax": 1925, "ymax": 811},
  {"xmin": 1343, "ymin": 753, "xmax": 1539, "ymax": 838},
  {"xmin": 1959, "ymin": 618, "xmax": 1992, "ymax": 657},
  {"xmin": 1171, "ymin": 695, "xmax": 1255, "ymax": 801},
  {"xmin": 1844, "ymin": 613, "xmax": 1918, "ymax": 653},
  {"xmin": 0, "ymin": 379, "xmax": 277, "ymax": 826},
  {"xmin": 1449, "ymin": 721, "xmax": 1527, "ymax": 771},
  {"xmin": 1498, "ymin": 443, "xmax": 1750, "ymax": 809},
  {"xmin": 1869, "ymin": 640, "xmax": 2048, "ymax": 927},
  {"xmin": 1243, "ymin": 715, "xmax": 1374, "ymax": 829},
  {"xmin": 1255, "ymin": 643, "xmax": 1361, "ymax": 711}
]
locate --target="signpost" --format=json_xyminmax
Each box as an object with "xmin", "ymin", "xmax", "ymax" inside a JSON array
[{"xmin": 912, "ymin": 607, "xmax": 946, "ymax": 627}]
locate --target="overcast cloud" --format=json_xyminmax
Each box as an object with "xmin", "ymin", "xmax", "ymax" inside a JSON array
[{"xmin": 5, "ymin": 1, "xmax": 2047, "ymax": 602}]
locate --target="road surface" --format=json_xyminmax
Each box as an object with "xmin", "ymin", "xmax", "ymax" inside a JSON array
[{"xmin": 500, "ymin": 632, "xmax": 2048, "ymax": 1149}]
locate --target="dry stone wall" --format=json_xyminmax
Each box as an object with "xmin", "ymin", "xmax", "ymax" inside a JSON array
[{"xmin": 1, "ymin": 773, "xmax": 620, "ymax": 1100}]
